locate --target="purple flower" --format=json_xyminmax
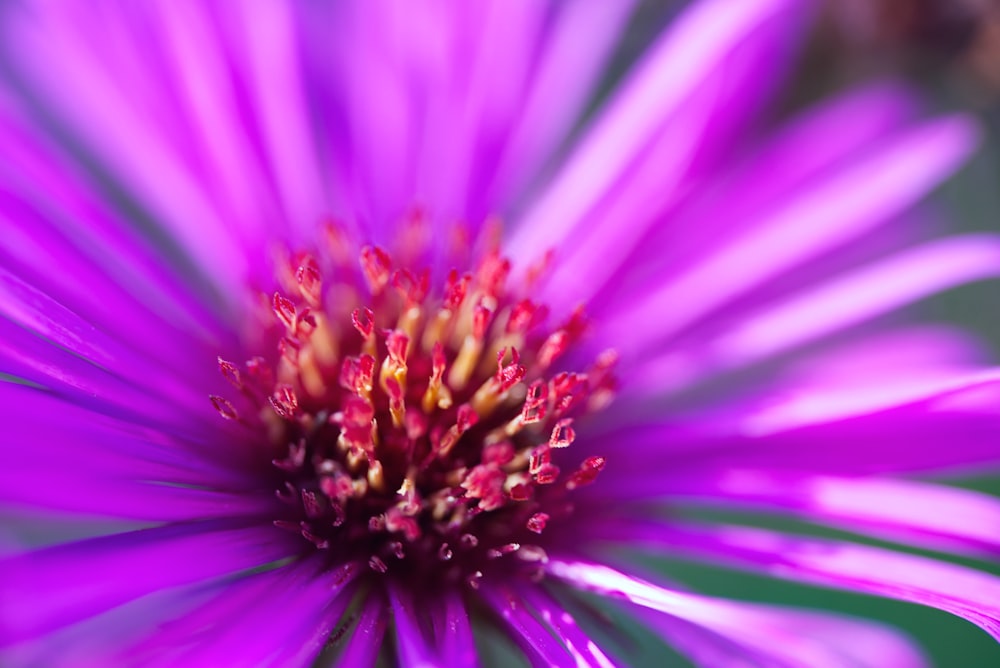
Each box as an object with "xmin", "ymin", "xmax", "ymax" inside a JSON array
[{"xmin": 2, "ymin": 0, "xmax": 1000, "ymax": 665}]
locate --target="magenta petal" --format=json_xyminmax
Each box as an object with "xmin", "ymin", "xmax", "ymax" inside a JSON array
[
  {"xmin": 390, "ymin": 582, "xmax": 442, "ymax": 667},
  {"xmin": 489, "ymin": 0, "xmax": 637, "ymax": 206},
  {"xmin": 515, "ymin": 585, "xmax": 615, "ymax": 667},
  {"xmin": 590, "ymin": 521, "xmax": 1000, "ymax": 642},
  {"xmin": 599, "ymin": 369, "xmax": 1000, "ymax": 476},
  {"xmin": 601, "ymin": 114, "xmax": 980, "ymax": 356},
  {"xmin": 509, "ymin": 0, "xmax": 805, "ymax": 260},
  {"xmin": 128, "ymin": 559, "xmax": 359, "ymax": 667},
  {"xmin": 645, "ymin": 469, "xmax": 1000, "ymax": 558},
  {"xmin": 334, "ymin": 594, "xmax": 388, "ymax": 667},
  {"xmin": 549, "ymin": 558, "xmax": 927, "ymax": 667},
  {"xmin": 0, "ymin": 522, "xmax": 299, "ymax": 645},
  {"xmin": 479, "ymin": 584, "xmax": 577, "ymax": 668}
]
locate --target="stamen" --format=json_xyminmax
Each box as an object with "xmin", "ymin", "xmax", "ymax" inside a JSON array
[{"xmin": 209, "ymin": 216, "xmax": 613, "ymax": 588}]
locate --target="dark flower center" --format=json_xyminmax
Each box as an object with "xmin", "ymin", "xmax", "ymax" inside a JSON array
[{"xmin": 211, "ymin": 218, "xmax": 614, "ymax": 589}]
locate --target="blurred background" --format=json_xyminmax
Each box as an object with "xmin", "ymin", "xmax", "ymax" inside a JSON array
[{"xmin": 612, "ymin": 1, "xmax": 1000, "ymax": 665}]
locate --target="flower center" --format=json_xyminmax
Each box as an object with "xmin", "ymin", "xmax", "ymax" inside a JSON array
[{"xmin": 211, "ymin": 218, "xmax": 615, "ymax": 589}]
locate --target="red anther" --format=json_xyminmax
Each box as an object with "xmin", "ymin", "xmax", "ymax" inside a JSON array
[
  {"xmin": 272, "ymin": 439, "xmax": 307, "ymax": 472},
  {"xmin": 550, "ymin": 372, "xmax": 589, "ymax": 417},
  {"xmin": 386, "ymin": 376, "xmax": 404, "ymax": 415},
  {"xmin": 526, "ymin": 512, "xmax": 550, "ymax": 534},
  {"xmin": 339, "ymin": 354, "xmax": 376, "ymax": 396},
  {"xmin": 431, "ymin": 342, "xmax": 447, "ymax": 382},
  {"xmin": 209, "ymin": 395, "xmax": 238, "ymax": 421},
  {"xmin": 278, "ymin": 337, "xmax": 301, "ymax": 367},
  {"xmin": 472, "ymin": 302, "xmax": 494, "ymax": 340},
  {"xmin": 352, "ymin": 307, "xmax": 375, "ymax": 340},
  {"xmin": 460, "ymin": 534, "xmax": 479, "ymax": 548},
  {"xmin": 537, "ymin": 330, "xmax": 569, "ymax": 369},
  {"xmin": 405, "ymin": 409, "xmax": 428, "ymax": 440},
  {"xmin": 509, "ymin": 483, "xmax": 534, "ymax": 501},
  {"xmin": 368, "ymin": 515, "xmax": 386, "ymax": 532},
  {"xmin": 549, "ymin": 419, "xmax": 576, "ymax": 448},
  {"xmin": 217, "ymin": 357, "xmax": 243, "ymax": 390},
  {"xmin": 385, "ymin": 330, "xmax": 409, "ymax": 365},
  {"xmin": 520, "ymin": 380, "xmax": 548, "ymax": 424},
  {"xmin": 245, "ymin": 356, "xmax": 273, "ymax": 391},
  {"xmin": 443, "ymin": 271, "xmax": 471, "ymax": 310},
  {"xmin": 295, "ymin": 308, "xmax": 317, "ymax": 338},
  {"xmin": 392, "ymin": 268, "xmax": 430, "ymax": 307},
  {"xmin": 568, "ymin": 456, "xmax": 606, "ymax": 489},
  {"xmin": 461, "ymin": 464, "xmax": 506, "ymax": 511},
  {"xmin": 320, "ymin": 471, "xmax": 354, "ymax": 503},
  {"xmin": 477, "ymin": 251, "xmax": 511, "ymax": 298},
  {"xmin": 525, "ymin": 248, "xmax": 555, "ymax": 286},
  {"xmin": 301, "ymin": 529, "xmax": 329, "ymax": 550},
  {"xmin": 494, "ymin": 348, "xmax": 525, "ymax": 393},
  {"xmin": 273, "ymin": 520, "xmax": 301, "ymax": 532},
  {"xmin": 561, "ymin": 305, "xmax": 589, "ymax": 341},
  {"xmin": 330, "ymin": 503, "xmax": 346, "ymax": 527},
  {"xmin": 389, "ymin": 541, "xmax": 405, "ymax": 559},
  {"xmin": 360, "ymin": 246, "xmax": 393, "ymax": 293},
  {"xmin": 438, "ymin": 543, "xmax": 453, "ymax": 561},
  {"xmin": 507, "ymin": 299, "xmax": 545, "ymax": 334},
  {"xmin": 534, "ymin": 463, "xmax": 560, "ymax": 485},
  {"xmin": 529, "ymin": 445, "xmax": 551, "ymax": 474},
  {"xmin": 482, "ymin": 441, "xmax": 515, "ymax": 466},
  {"xmin": 272, "ymin": 292, "xmax": 296, "ymax": 330},
  {"xmin": 275, "ymin": 481, "xmax": 298, "ymax": 504},
  {"xmin": 321, "ymin": 219, "xmax": 353, "ymax": 264},
  {"xmin": 295, "ymin": 256, "xmax": 323, "ymax": 305},
  {"xmin": 466, "ymin": 571, "xmax": 483, "ymax": 589},
  {"xmin": 385, "ymin": 507, "xmax": 421, "ymax": 541},
  {"xmin": 301, "ymin": 489, "xmax": 324, "ymax": 519},
  {"xmin": 369, "ymin": 556, "xmax": 389, "ymax": 573},
  {"xmin": 488, "ymin": 542, "xmax": 520, "ymax": 558},
  {"xmin": 455, "ymin": 404, "xmax": 479, "ymax": 433},
  {"xmin": 341, "ymin": 396, "xmax": 375, "ymax": 444},
  {"xmin": 268, "ymin": 385, "xmax": 299, "ymax": 420}
]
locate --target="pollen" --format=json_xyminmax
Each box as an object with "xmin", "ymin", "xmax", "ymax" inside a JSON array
[{"xmin": 212, "ymin": 216, "xmax": 616, "ymax": 588}]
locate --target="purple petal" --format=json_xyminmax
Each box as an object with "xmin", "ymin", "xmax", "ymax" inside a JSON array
[
  {"xmin": 478, "ymin": 583, "xmax": 577, "ymax": 667},
  {"xmin": 390, "ymin": 582, "xmax": 443, "ymax": 667},
  {"xmin": 435, "ymin": 590, "xmax": 479, "ymax": 668},
  {"xmin": 334, "ymin": 594, "xmax": 388, "ymax": 667},
  {"xmin": 125, "ymin": 559, "xmax": 359, "ymax": 667},
  {"xmin": 639, "ymin": 469, "xmax": 1000, "ymax": 558},
  {"xmin": 515, "ymin": 585, "xmax": 615, "ymax": 667},
  {"xmin": 489, "ymin": 0, "xmax": 637, "ymax": 206},
  {"xmin": 593, "ymin": 369, "xmax": 1000, "ymax": 475},
  {"xmin": 549, "ymin": 558, "xmax": 927, "ymax": 667},
  {"xmin": 587, "ymin": 521, "xmax": 1000, "ymax": 642},
  {"xmin": 512, "ymin": 0, "xmax": 808, "ymax": 308},
  {"xmin": 698, "ymin": 235, "xmax": 1000, "ymax": 375},
  {"xmin": 599, "ymin": 114, "xmax": 980, "ymax": 357},
  {"xmin": 219, "ymin": 2, "xmax": 330, "ymax": 234},
  {"xmin": 0, "ymin": 521, "xmax": 300, "ymax": 645}
]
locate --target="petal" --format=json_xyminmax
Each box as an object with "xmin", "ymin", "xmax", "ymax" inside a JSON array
[
  {"xmin": 507, "ymin": 0, "xmax": 801, "ymax": 290},
  {"xmin": 588, "ymin": 521, "xmax": 1000, "ymax": 642},
  {"xmin": 595, "ymin": 368, "xmax": 1000, "ymax": 475},
  {"xmin": 549, "ymin": 558, "xmax": 926, "ymax": 668},
  {"xmin": 330, "ymin": 594, "xmax": 388, "ymax": 667},
  {"xmin": 639, "ymin": 469, "xmax": 1000, "ymax": 558},
  {"xmin": 478, "ymin": 584, "xmax": 577, "ymax": 668},
  {"xmin": 0, "ymin": 521, "xmax": 299, "ymax": 645},
  {"xmin": 695, "ymin": 235, "xmax": 1000, "ymax": 377},
  {"xmin": 515, "ymin": 585, "xmax": 616, "ymax": 668},
  {"xmin": 600, "ymin": 115, "xmax": 980, "ymax": 357},
  {"xmin": 126, "ymin": 559, "xmax": 359, "ymax": 667}
]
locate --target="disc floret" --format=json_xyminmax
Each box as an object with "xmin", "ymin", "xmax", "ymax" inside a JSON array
[{"xmin": 211, "ymin": 220, "xmax": 615, "ymax": 588}]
